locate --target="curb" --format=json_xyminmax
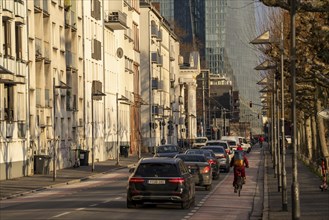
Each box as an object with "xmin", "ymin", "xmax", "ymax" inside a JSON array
[{"xmin": 262, "ymin": 148, "xmax": 269, "ymax": 220}]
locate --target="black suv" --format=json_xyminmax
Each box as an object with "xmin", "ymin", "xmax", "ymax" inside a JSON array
[{"xmin": 127, "ymin": 157, "xmax": 195, "ymax": 209}]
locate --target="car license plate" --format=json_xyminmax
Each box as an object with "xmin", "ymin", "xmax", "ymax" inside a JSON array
[{"xmin": 148, "ymin": 179, "xmax": 165, "ymax": 184}]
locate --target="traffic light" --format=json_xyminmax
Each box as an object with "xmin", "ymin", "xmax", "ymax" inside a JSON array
[{"xmin": 249, "ymin": 101, "xmax": 252, "ymax": 108}]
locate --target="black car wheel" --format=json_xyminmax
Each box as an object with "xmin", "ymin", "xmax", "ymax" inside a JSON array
[
  {"xmin": 181, "ymin": 199, "xmax": 190, "ymax": 209},
  {"xmin": 126, "ymin": 198, "xmax": 136, "ymax": 208}
]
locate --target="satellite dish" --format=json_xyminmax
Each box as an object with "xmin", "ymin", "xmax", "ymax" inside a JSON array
[{"xmin": 117, "ymin": 47, "xmax": 123, "ymax": 58}]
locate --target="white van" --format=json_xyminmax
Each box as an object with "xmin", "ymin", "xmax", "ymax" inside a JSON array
[{"xmin": 192, "ymin": 137, "xmax": 208, "ymax": 149}]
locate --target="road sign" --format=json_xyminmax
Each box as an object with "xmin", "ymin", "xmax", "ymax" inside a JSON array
[{"xmin": 318, "ymin": 109, "xmax": 329, "ymax": 119}]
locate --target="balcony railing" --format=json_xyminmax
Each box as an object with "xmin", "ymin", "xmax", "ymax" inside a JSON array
[
  {"xmin": 3, "ymin": 0, "xmax": 15, "ymax": 13},
  {"xmin": 44, "ymin": 41, "xmax": 50, "ymax": 63},
  {"xmin": 104, "ymin": 11, "xmax": 127, "ymax": 30},
  {"xmin": 35, "ymin": 37, "xmax": 43, "ymax": 61},
  {"xmin": 14, "ymin": 0, "xmax": 26, "ymax": 20}
]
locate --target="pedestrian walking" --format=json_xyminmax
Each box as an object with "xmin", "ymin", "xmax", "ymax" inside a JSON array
[{"xmin": 319, "ymin": 157, "xmax": 328, "ymax": 191}]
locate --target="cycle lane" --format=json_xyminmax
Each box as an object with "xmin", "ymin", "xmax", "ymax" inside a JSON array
[{"xmin": 186, "ymin": 147, "xmax": 264, "ymax": 220}]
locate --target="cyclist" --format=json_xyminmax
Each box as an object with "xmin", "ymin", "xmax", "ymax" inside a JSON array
[
  {"xmin": 259, "ymin": 135, "xmax": 264, "ymax": 148},
  {"xmin": 230, "ymin": 145, "xmax": 249, "ymax": 193},
  {"xmin": 320, "ymin": 158, "xmax": 328, "ymax": 191}
]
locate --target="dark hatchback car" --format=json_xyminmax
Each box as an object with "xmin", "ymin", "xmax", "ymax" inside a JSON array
[
  {"xmin": 202, "ymin": 146, "xmax": 230, "ymax": 173},
  {"xmin": 175, "ymin": 154, "xmax": 212, "ymax": 191},
  {"xmin": 154, "ymin": 144, "xmax": 180, "ymax": 158},
  {"xmin": 127, "ymin": 157, "xmax": 195, "ymax": 209},
  {"xmin": 184, "ymin": 149, "xmax": 220, "ymax": 180}
]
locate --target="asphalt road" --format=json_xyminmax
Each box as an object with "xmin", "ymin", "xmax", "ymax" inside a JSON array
[{"xmin": 0, "ymin": 167, "xmax": 231, "ymax": 220}]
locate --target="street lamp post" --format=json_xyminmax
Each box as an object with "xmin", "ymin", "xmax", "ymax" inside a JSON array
[
  {"xmin": 251, "ymin": 26, "xmax": 288, "ymax": 210},
  {"xmin": 53, "ymin": 78, "xmax": 71, "ymax": 181},
  {"xmin": 290, "ymin": 1, "xmax": 300, "ymax": 218}
]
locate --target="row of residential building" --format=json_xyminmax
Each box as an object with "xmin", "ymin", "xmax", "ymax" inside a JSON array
[{"xmin": 0, "ymin": 0, "xmax": 205, "ymax": 180}]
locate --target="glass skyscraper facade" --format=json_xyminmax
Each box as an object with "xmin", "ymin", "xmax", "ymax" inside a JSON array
[{"xmin": 155, "ymin": 0, "xmax": 262, "ymax": 133}]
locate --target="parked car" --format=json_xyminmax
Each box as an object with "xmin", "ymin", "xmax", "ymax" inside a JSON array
[
  {"xmin": 202, "ymin": 146, "xmax": 230, "ymax": 172},
  {"xmin": 127, "ymin": 157, "xmax": 195, "ymax": 209},
  {"xmin": 175, "ymin": 154, "xmax": 212, "ymax": 191},
  {"xmin": 184, "ymin": 149, "xmax": 220, "ymax": 180},
  {"xmin": 192, "ymin": 137, "xmax": 208, "ymax": 149},
  {"xmin": 154, "ymin": 144, "xmax": 180, "ymax": 158}
]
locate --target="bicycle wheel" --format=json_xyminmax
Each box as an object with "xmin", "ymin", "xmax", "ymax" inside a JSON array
[{"xmin": 236, "ymin": 176, "xmax": 243, "ymax": 197}]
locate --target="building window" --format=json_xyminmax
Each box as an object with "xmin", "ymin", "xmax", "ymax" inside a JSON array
[
  {"xmin": 4, "ymin": 85, "xmax": 14, "ymax": 122},
  {"xmin": 91, "ymin": 0, "xmax": 101, "ymax": 20},
  {"xmin": 3, "ymin": 20, "xmax": 12, "ymax": 57},
  {"xmin": 133, "ymin": 23, "xmax": 139, "ymax": 51},
  {"xmin": 15, "ymin": 24, "xmax": 23, "ymax": 60}
]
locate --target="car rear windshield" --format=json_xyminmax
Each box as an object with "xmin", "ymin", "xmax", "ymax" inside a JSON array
[
  {"xmin": 207, "ymin": 142, "xmax": 227, "ymax": 148},
  {"xmin": 176, "ymin": 155, "xmax": 207, "ymax": 162},
  {"xmin": 195, "ymin": 138, "xmax": 207, "ymax": 143},
  {"xmin": 203, "ymin": 147, "xmax": 224, "ymax": 153},
  {"xmin": 157, "ymin": 145, "xmax": 178, "ymax": 153},
  {"xmin": 228, "ymin": 141, "xmax": 236, "ymax": 146},
  {"xmin": 135, "ymin": 163, "xmax": 179, "ymax": 177},
  {"xmin": 186, "ymin": 150, "xmax": 212, "ymax": 157}
]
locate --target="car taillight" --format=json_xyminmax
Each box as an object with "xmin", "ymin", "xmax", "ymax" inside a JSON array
[
  {"xmin": 129, "ymin": 177, "xmax": 145, "ymax": 183},
  {"xmin": 201, "ymin": 166, "xmax": 211, "ymax": 174},
  {"xmin": 168, "ymin": 178, "xmax": 185, "ymax": 184},
  {"xmin": 208, "ymin": 159, "xmax": 217, "ymax": 165}
]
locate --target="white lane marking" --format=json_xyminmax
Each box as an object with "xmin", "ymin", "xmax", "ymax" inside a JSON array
[
  {"xmin": 75, "ymin": 207, "xmax": 85, "ymax": 211},
  {"xmin": 101, "ymin": 196, "xmax": 123, "ymax": 204},
  {"xmin": 52, "ymin": 212, "xmax": 71, "ymax": 218},
  {"xmin": 89, "ymin": 204, "xmax": 98, "ymax": 207}
]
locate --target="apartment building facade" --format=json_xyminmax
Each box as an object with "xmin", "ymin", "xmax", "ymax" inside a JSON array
[
  {"xmin": 1, "ymin": 0, "xmax": 190, "ymax": 180},
  {"xmin": 0, "ymin": 0, "xmax": 29, "ymax": 180}
]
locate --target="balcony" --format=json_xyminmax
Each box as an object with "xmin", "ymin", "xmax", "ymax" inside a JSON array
[
  {"xmin": 104, "ymin": 11, "xmax": 127, "ymax": 30},
  {"xmin": 125, "ymin": 57, "xmax": 133, "ymax": 74},
  {"xmin": 65, "ymin": 51, "xmax": 77, "ymax": 70},
  {"xmin": 151, "ymin": 52, "xmax": 163, "ymax": 66},
  {"xmin": 124, "ymin": 29, "xmax": 133, "ymax": 42},
  {"xmin": 170, "ymin": 46, "xmax": 176, "ymax": 61},
  {"xmin": 35, "ymin": 37, "xmax": 44, "ymax": 61},
  {"xmin": 14, "ymin": 0, "xmax": 26, "ymax": 23},
  {"xmin": 44, "ymin": 41, "xmax": 51, "ymax": 64},
  {"xmin": 65, "ymin": 10, "xmax": 77, "ymax": 31},
  {"xmin": 42, "ymin": 0, "xmax": 49, "ymax": 17},
  {"xmin": 34, "ymin": 0, "xmax": 42, "ymax": 13}
]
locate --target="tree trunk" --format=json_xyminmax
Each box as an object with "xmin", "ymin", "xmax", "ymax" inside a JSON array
[
  {"xmin": 316, "ymin": 100, "xmax": 329, "ymax": 166},
  {"xmin": 305, "ymin": 116, "xmax": 313, "ymax": 160},
  {"xmin": 311, "ymin": 115, "xmax": 318, "ymax": 160}
]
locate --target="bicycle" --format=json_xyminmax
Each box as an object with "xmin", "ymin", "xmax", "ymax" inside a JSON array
[{"xmin": 235, "ymin": 171, "xmax": 244, "ymax": 197}]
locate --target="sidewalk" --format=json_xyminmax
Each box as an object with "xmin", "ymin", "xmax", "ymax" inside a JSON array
[
  {"xmin": 264, "ymin": 144, "xmax": 329, "ymax": 220},
  {"xmin": 0, "ymin": 153, "xmax": 151, "ymax": 200}
]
